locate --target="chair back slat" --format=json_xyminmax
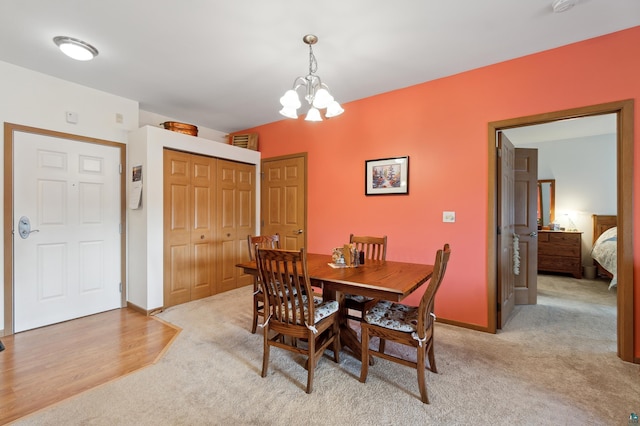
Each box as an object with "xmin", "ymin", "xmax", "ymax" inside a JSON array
[
  {"xmin": 247, "ymin": 234, "xmax": 280, "ymax": 261},
  {"xmin": 256, "ymin": 247, "xmax": 314, "ymax": 326},
  {"xmin": 349, "ymin": 234, "xmax": 387, "ymax": 261},
  {"xmin": 417, "ymin": 244, "xmax": 451, "ymax": 336}
]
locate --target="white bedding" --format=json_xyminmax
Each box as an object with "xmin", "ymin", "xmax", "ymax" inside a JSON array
[{"xmin": 591, "ymin": 226, "xmax": 617, "ymax": 289}]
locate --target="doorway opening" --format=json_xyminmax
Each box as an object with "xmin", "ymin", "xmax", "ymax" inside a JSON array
[{"xmin": 488, "ymin": 100, "xmax": 634, "ymax": 362}]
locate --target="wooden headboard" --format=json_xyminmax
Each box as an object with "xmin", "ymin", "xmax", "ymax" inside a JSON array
[{"xmin": 592, "ymin": 214, "xmax": 617, "ymax": 244}]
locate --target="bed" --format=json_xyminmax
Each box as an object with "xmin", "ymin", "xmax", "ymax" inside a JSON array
[{"xmin": 591, "ymin": 214, "xmax": 617, "ymax": 288}]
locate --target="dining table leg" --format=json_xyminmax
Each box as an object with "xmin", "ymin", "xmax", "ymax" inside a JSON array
[{"xmin": 319, "ymin": 284, "xmax": 363, "ymax": 361}]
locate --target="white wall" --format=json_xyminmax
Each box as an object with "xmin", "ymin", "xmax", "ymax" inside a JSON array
[
  {"xmin": 526, "ymin": 134, "xmax": 616, "ymax": 265},
  {"xmin": 0, "ymin": 61, "xmax": 139, "ymax": 333},
  {"xmin": 0, "ymin": 61, "xmax": 245, "ymax": 333}
]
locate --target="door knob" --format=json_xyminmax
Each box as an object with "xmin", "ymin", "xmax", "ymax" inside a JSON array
[
  {"xmin": 528, "ymin": 231, "xmax": 538, "ymax": 237},
  {"xmin": 296, "ymin": 229, "xmax": 303, "ymax": 234},
  {"xmin": 18, "ymin": 216, "xmax": 40, "ymax": 239}
]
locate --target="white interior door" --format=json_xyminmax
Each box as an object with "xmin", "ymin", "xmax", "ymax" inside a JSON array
[{"xmin": 13, "ymin": 131, "xmax": 121, "ymax": 332}]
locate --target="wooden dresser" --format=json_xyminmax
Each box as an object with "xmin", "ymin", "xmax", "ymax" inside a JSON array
[{"xmin": 537, "ymin": 230, "xmax": 582, "ymax": 279}]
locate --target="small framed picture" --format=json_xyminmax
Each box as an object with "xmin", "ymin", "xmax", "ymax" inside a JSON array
[{"xmin": 365, "ymin": 156, "xmax": 409, "ymax": 195}]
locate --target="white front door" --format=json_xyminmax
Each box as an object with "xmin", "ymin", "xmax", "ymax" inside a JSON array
[{"xmin": 13, "ymin": 131, "xmax": 122, "ymax": 332}]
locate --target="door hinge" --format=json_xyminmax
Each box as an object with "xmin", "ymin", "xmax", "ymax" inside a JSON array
[
  {"xmin": 260, "ymin": 219, "xmax": 264, "ymax": 227},
  {"xmin": 260, "ymin": 171, "xmax": 265, "ymax": 180},
  {"xmin": 497, "ymin": 303, "xmax": 501, "ymax": 312},
  {"xmin": 119, "ymin": 223, "xmax": 122, "ymax": 234},
  {"xmin": 119, "ymin": 282, "xmax": 122, "ymax": 293},
  {"xmin": 119, "ymin": 164, "xmax": 122, "ymax": 174},
  {"xmin": 497, "ymin": 147, "xmax": 501, "ymax": 158}
]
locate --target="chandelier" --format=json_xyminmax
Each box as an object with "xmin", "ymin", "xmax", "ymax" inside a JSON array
[{"xmin": 279, "ymin": 34, "xmax": 344, "ymax": 122}]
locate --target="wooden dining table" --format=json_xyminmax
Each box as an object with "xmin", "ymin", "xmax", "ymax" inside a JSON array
[{"xmin": 236, "ymin": 252, "xmax": 434, "ymax": 361}]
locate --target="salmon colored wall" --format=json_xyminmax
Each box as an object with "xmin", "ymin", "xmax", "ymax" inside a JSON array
[{"xmin": 240, "ymin": 27, "xmax": 640, "ymax": 357}]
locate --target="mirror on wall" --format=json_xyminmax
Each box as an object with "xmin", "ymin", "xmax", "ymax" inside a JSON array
[{"xmin": 537, "ymin": 179, "xmax": 555, "ymax": 227}]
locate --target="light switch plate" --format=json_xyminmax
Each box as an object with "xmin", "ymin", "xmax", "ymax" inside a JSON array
[{"xmin": 443, "ymin": 211, "xmax": 456, "ymax": 223}]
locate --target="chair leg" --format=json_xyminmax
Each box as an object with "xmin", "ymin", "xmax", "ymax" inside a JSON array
[
  {"xmin": 261, "ymin": 328, "xmax": 270, "ymax": 378},
  {"xmin": 251, "ymin": 296, "xmax": 259, "ymax": 334},
  {"xmin": 306, "ymin": 330, "xmax": 315, "ymax": 394},
  {"xmin": 427, "ymin": 341, "xmax": 437, "ymax": 373},
  {"xmin": 417, "ymin": 344, "xmax": 429, "ymax": 404},
  {"xmin": 378, "ymin": 338, "xmax": 386, "ymax": 354},
  {"xmin": 359, "ymin": 324, "xmax": 370, "ymax": 383}
]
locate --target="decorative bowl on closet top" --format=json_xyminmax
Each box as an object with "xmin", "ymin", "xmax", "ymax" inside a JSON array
[{"xmin": 160, "ymin": 121, "xmax": 198, "ymax": 136}]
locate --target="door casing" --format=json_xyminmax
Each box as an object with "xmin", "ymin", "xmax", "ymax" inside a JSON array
[
  {"xmin": 488, "ymin": 100, "xmax": 634, "ymax": 363},
  {"xmin": 3, "ymin": 123, "xmax": 127, "ymax": 336}
]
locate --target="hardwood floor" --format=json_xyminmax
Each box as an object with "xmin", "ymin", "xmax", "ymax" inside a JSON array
[{"xmin": 0, "ymin": 308, "xmax": 180, "ymax": 425}]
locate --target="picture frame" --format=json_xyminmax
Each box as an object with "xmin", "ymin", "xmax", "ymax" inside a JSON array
[{"xmin": 365, "ymin": 156, "xmax": 409, "ymax": 195}]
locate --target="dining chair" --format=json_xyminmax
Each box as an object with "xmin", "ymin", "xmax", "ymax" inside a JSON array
[
  {"xmin": 359, "ymin": 243, "xmax": 451, "ymax": 404},
  {"xmin": 345, "ymin": 234, "xmax": 387, "ymax": 321},
  {"xmin": 247, "ymin": 234, "xmax": 280, "ymax": 334},
  {"xmin": 255, "ymin": 247, "xmax": 341, "ymax": 394}
]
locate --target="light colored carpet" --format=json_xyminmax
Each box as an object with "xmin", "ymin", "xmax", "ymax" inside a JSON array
[{"xmin": 15, "ymin": 275, "xmax": 639, "ymax": 425}]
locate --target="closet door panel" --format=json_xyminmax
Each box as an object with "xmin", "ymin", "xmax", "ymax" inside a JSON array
[
  {"xmin": 190, "ymin": 157, "xmax": 215, "ymax": 300},
  {"xmin": 164, "ymin": 150, "xmax": 192, "ymax": 307}
]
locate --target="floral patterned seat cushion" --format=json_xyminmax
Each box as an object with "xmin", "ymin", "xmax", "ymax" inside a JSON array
[
  {"xmin": 278, "ymin": 295, "xmax": 339, "ymax": 325},
  {"xmin": 363, "ymin": 300, "xmax": 418, "ymax": 332}
]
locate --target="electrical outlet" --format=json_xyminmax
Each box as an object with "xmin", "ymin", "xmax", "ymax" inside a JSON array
[{"xmin": 443, "ymin": 211, "xmax": 456, "ymax": 223}]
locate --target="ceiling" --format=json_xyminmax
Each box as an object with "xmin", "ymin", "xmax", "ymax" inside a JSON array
[{"xmin": 0, "ymin": 1, "xmax": 638, "ymax": 134}]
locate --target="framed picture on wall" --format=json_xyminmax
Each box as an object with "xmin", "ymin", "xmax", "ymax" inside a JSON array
[{"xmin": 365, "ymin": 156, "xmax": 409, "ymax": 195}]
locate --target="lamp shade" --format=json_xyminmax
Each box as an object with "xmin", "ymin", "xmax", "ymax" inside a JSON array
[
  {"xmin": 280, "ymin": 90, "xmax": 301, "ymax": 109},
  {"xmin": 312, "ymin": 88, "xmax": 333, "ymax": 109},
  {"xmin": 325, "ymin": 100, "xmax": 344, "ymax": 118},
  {"xmin": 304, "ymin": 107, "xmax": 322, "ymax": 122},
  {"xmin": 279, "ymin": 107, "xmax": 299, "ymax": 119}
]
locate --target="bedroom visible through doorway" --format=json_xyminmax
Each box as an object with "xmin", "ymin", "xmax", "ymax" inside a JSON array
[{"xmin": 488, "ymin": 100, "xmax": 634, "ymax": 363}]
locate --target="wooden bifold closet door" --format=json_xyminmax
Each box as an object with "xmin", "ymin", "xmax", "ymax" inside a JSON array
[
  {"xmin": 164, "ymin": 150, "xmax": 216, "ymax": 307},
  {"xmin": 216, "ymin": 159, "xmax": 255, "ymax": 293}
]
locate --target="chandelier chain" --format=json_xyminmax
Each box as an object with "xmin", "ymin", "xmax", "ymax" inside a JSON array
[{"xmin": 308, "ymin": 45, "xmax": 318, "ymax": 76}]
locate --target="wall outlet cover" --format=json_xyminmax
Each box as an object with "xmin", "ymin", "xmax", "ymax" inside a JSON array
[{"xmin": 443, "ymin": 211, "xmax": 456, "ymax": 223}]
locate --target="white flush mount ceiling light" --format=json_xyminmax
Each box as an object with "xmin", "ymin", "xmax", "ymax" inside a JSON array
[
  {"xmin": 552, "ymin": 0, "xmax": 577, "ymax": 13},
  {"xmin": 279, "ymin": 34, "xmax": 344, "ymax": 122},
  {"xmin": 53, "ymin": 36, "xmax": 99, "ymax": 61}
]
